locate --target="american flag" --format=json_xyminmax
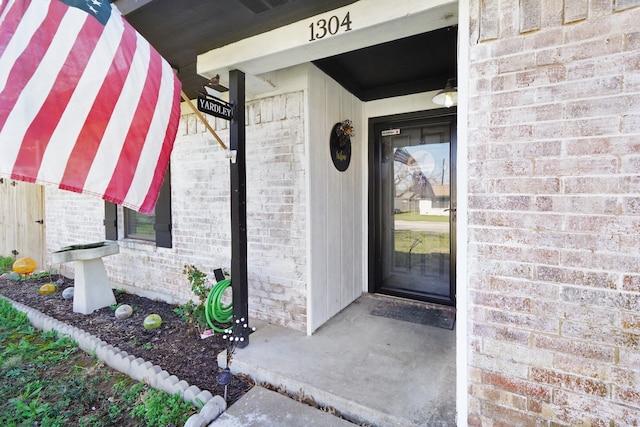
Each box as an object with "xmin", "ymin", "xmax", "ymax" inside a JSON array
[{"xmin": 0, "ymin": 0, "xmax": 181, "ymax": 214}]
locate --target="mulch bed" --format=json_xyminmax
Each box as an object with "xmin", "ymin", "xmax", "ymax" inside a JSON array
[{"xmin": 0, "ymin": 274, "xmax": 252, "ymax": 406}]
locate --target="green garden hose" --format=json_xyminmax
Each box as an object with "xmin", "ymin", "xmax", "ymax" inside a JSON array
[{"xmin": 205, "ymin": 279, "xmax": 233, "ymax": 332}]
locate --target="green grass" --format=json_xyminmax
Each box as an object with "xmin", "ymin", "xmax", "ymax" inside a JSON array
[
  {"xmin": 392, "ymin": 213, "xmax": 449, "ymax": 269},
  {"xmin": 0, "ymin": 298, "xmax": 197, "ymax": 426},
  {"xmin": 394, "ymin": 230, "xmax": 449, "ymax": 255},
  {"xmin": 394, "ymin": 230, "xmax": 449, "ymax": 271},
  {"xmin": 394, "ymin": 212, "xmax": 449, "ymax": 222},
  {"xmin": 0, "ymin": 256, "xmax": 14, "ymax": 274}
]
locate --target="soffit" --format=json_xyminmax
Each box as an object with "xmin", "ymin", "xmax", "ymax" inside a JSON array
[
  {"xmin": 118, "ymin": 0, "xmax": 458, "ymax": 101},
  {"xmin": 118, "ymin": 0, "xmax": 358, "ymax": 98}
]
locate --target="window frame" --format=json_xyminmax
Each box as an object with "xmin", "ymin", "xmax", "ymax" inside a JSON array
[{"xmin": 104, "ymin": 167, "xmax": 172, "ymax": 248}]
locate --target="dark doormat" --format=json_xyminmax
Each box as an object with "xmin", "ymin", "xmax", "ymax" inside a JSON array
[{"xmin": 371, "ymin": 300, "xmax": 456, "ymax": 330}]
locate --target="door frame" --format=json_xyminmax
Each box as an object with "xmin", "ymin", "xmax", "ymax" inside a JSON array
[{"xmin": 368, "ymin": 108, "xmax": 457, "ymax": 306}]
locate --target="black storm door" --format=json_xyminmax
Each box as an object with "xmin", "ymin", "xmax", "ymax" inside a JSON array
[{"xmin": 370, "ymin": 111, "xmax": 457, "ymax": 306}]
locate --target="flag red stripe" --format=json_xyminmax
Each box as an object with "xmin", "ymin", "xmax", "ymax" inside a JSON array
[
  {"xmin": 0, "ymin": 1, "xmax": 9, "ymax": 18},
  {"xmin": 0, "ymin": 0, "xmax": 182, "ymax": 213},
  {"xmin": 0, "ymin": 0, "xmax": 32, "ymax": 58},
  {"xmin": 138, "ymin": 75, "xmax": 181, "ymax": 213},
  {"xmin": 103, "ymin": 44, "xmax": 163, "ymax": 203},
  {"xmin": 0, "ymin": 1, "xmax": 65, "ymax": 134},
  {"xmin": 11, "ymin": 14, "xmax": 103, "ymax": 181},
  {"xmin": 58, "ymin": 22, "xmax": 138, "ymax": 193}
]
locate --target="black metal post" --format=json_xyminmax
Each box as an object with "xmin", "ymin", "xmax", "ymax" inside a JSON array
[{"xmin": 229, "ymin": 69, "xmax": 249, "ymax": 347}]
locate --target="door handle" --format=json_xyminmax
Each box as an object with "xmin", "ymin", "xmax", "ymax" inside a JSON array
[
  {"xmin": 444, "ymin": 207, "xmax": 457, "ymax": 222},
  {"xmin": 35, "ymin": 219, "xmax": 44, "ymax": 224}
]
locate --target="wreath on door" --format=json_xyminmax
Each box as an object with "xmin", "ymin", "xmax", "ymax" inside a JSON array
[{"xmin": 330, "ymin": 119, "xmax": 354, "ymax": 172}]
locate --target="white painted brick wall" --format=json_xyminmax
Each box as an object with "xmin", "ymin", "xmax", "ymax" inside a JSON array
[
  {"xmin": 45, "ymin": 91, "xmax": 308, "ymax": 331},
  {"xmin": 45, "ymin": 190, "xmax": 105, "ymax": 278}
]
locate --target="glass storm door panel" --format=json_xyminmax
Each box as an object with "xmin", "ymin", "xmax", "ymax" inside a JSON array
[{"xmin": 373, "ymin": 116, "xmax": 456, "ymax": 305}]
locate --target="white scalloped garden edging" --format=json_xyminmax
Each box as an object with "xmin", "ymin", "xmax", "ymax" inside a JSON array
[{"xmin": 1, "ymin": 296, "xmax": 226, "ymax": 427}]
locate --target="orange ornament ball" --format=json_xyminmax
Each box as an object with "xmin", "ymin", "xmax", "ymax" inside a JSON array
[{"xmin": 13, "ymin": 257, "xmax": 37, "ymax": 275}]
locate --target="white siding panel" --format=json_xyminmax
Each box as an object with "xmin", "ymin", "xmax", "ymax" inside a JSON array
[
  {"xmin": 307, "ymin": 64, "xmax": 364, "ymax": 333},
  {"xmin": 308, "ymin": 67, "xmax": 329, "ymax": 332},
  {"xmin": 325, "ymin": 78, "xmax": 343, "ymax": 320}
]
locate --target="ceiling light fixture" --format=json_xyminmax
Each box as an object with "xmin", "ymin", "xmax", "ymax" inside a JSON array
[
  {"xmin": 203, "ymin": 74, "xmax": 229, "ymax": 97},
  {"xmin": 432, "ymin": 78, "xmax": 457, "ymax": 108}
]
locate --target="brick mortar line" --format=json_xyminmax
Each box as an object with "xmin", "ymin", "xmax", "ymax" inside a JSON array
[{"xmin": 0, "ymin": 296, "xmax": 226, "ymax": 427}]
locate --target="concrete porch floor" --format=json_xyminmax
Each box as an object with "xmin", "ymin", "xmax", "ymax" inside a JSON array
[{"xmin": 223, "ymin": 294, "xmax": 456, "ymax": 426}]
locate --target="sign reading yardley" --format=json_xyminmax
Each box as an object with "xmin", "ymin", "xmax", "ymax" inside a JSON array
[{"xmin": 197, "ymin": 95, "xmax": 234, "ymax": 120}]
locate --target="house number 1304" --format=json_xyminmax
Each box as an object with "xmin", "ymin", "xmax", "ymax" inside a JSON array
[{"xmin": 309, "ymin": 12, "xmax": 352, "ymax": 41}]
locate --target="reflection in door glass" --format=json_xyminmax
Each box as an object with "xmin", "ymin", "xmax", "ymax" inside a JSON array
[{"xmin": 380, "ymin": 124, "xmax": 451, "ymax": 299}]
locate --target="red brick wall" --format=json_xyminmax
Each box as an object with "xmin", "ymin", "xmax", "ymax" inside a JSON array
[{"xmin": 467, "ymin": 0, "xmax": 640, "ymax": 425}]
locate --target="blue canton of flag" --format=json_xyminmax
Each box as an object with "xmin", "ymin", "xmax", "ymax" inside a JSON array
[{"xmin": 60, "ymin": 0, "xmax": 111, "ymax": 25}]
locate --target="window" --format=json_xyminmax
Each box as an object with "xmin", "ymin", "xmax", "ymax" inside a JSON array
[
  {"xmin": 104, "ymin": 168, "xmax": 172, "ymax": 248},
  {"xmin": 124, "ymin": 208, "xmax": 156, "ymax": 241}
]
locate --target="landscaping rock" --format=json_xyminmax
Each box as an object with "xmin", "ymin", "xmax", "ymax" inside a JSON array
[
  {"xmin": 1, "ymin": 272, "xmax": 20, "ymax": 281},
  {"xmin": 62, "ymin": 286, "xmax": 74, "ymax": 300},
  {"xmin": 143, "ymin": 313, "xmax": 162, "ymax": 330},
  {"xmin": 115, "ymin": 304, "xmax": 133, "ymax": 320}
]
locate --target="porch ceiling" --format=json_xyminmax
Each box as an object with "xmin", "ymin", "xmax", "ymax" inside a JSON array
[
  {"xmin": 313, "ymin": 25, "xmax": 458, "ymax": 101},
  {"xmin": 117, "ymin": 0, "xmax": 458, "ymax": 101}
]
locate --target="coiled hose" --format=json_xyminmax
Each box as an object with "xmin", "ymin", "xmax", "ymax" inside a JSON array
[{"xmin": 205, "ymin": 279, "xmax": 233, "ymax": 332}]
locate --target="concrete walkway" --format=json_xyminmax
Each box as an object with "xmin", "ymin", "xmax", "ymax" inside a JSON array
[
  {"xmin": 213, "ymin": 386, "xmax": 355, "ymax": 426},
  {"xmin": 214, "ymin": 294, "xmax": 456, "ymax": 427}
]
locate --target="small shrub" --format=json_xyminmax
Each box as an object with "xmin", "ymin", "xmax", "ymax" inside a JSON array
[
  {"xmin": 25, "ymin": 270, "xmax": 56, "ymax": 280},
  {"xmin": 173, "ymin": 265, "xmax": 211, "ymax": 335}
]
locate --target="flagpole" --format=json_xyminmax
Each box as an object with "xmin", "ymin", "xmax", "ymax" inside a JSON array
[{"xmin": 180, "ymin": 90, "xmax": 228, "ymax": 151}]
